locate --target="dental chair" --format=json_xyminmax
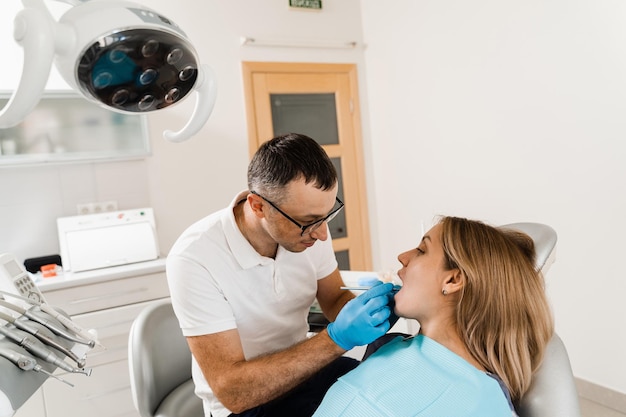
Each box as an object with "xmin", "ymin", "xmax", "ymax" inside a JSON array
[
  {"xmin": 501, "ymin": 222, "xmax": 581, "ymax": 417},
  {"xmin": 128, "ymin": 299, "xmax": 203, "ymax": 417},
  {"xmin": 127, "ymin": 222, "xmax": 580, "ymax": 417}
]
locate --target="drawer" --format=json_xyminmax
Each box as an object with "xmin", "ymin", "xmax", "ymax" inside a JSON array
[
  {"xmin": 43, "ymin": 272, "xmax": 170, "ymax": 315},
  {"xmin": 68, "ymin": 299, "xmax": 168, "ymax": 368}
]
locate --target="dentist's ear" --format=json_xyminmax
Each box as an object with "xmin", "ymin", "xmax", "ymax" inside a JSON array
[{"xmin": 247, "ymin": 193, "xmax": 266, "ymax": 218}]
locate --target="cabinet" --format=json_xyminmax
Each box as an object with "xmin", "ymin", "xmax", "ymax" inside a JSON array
[{"xmin": 15, "ymin": 261, "xmax": 169, "ymax": 417}]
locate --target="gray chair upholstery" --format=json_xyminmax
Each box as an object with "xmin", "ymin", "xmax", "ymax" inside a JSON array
[
  {"xmin": 128, "ymin": 299, "xmax": 204, "ymax": 417},
  {"xmin": 501, "ymin": 223, "xmax": 581, "ymax": 417}
]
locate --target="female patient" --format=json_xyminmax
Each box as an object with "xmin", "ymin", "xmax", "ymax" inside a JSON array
[{"xmin": 314, "ymin": 216, "xmax": 554, "ymax": 416}]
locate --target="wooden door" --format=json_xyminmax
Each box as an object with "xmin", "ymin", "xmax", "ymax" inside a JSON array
[{"xmin": 242, "ymin": 62, "xmax": 371, "ymax": 270}]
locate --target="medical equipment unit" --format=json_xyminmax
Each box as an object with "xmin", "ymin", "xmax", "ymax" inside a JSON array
[
  {"xmin": 0, "ymin": 253, "xmax": 97, "ymax": 417},
  {"xmin": 56, "ymin": 208, "xmax": 159, "ymax": 273},
  {"xmin": 0, "ymin": 0, "xmax": 217, "ymax": 143}
]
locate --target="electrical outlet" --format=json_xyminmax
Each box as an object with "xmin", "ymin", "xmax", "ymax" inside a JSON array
[
  {"xmin": 102, "ymin": 200, "xmax": 118, "ymax": 212},
  {"xmin": 76, "ymin": 203, "xmax": 94, "ymax": 215},
  {"xmin": 76, "ymin": 200, "xmax": 118, "ymax": 214}
]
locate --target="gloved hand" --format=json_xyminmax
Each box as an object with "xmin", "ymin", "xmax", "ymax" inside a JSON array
[
  {"xmin": 387, "ymin": 285, "xmax": 402, "ymax": 329},
  {"xmin": 327, "ymin": 281, "xmax": 394, "ymax": 351}
]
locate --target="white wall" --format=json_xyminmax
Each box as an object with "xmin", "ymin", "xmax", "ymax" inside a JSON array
[
  {"xmin": 360, "ymin": 0, "xmax": 626, "ymax": 394},
  {"xmin": 1, "ymin": 0, "xmax": 623, "ymax": 397}
]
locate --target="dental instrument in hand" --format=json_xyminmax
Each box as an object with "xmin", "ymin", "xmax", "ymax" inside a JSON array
[
  {"xmin": 0, "ymin": 326, "xmax": 92, "ymax": 376},
  {"xmin": 0, "ymin": 290, "xmax": 101, "ymax": 348},
  {"xmin": 0, "ymin": 311, "xmax": 86, "ymax": 367},
  {"xmin": 340, "ymin": 286, "xmax": 375, "ymax": 291},
  {"xmin": 341, "ymin": 285, "xmax": 402, "ymax": 293},
  {"xmin": 341, "ymin": 276, "xmax": 381, "ymax": 291},
  {"xmin": 0, "ymin": 347, "xmax": 74, "ymax": 387},
  {"xmin": 341, "ymin": 275, "xmax": 402, "ymax": 292},
  {"xmin": 0, "ymin": 298, "xmax": 94, "ymax": 348}
]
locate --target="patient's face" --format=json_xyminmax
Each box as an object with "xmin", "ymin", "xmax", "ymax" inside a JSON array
[{"xmin": 394, "ymin": 223, "xmax": 449, "ymax": 320}]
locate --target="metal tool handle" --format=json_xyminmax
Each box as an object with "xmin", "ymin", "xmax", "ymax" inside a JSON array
[
  {"xmin": 24, "ymin": 310, "xmax": 95, "ymax": 348},
  {"xmin": 11, "ymin": 319, "xmax": 86, "ymax": 367}
]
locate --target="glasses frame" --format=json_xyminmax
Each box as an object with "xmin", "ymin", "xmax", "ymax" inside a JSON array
[{"xmin": 250, "ymin": 190, "xmax": 344, "ymax": 236}]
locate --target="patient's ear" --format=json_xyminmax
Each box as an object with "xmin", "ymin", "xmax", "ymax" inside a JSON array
[{"xmin": 443, "ymin": 269, "xmax": 464, "ymax": 295}]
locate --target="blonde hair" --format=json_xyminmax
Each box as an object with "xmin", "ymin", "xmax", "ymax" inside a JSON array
[{"xmin": 439, "ymin": 216, "xmax": 554, "ymax": 402}]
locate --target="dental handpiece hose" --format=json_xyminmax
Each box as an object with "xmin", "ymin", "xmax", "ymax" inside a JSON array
[
  {"xmin": 0, "ymin": 290, "xmax": 101, "ymax": 348},
  {"xmin": 0, "ymin": 326, "xmax": 91, "ymax": 376},
  {"xmin": 0, "ymin": 311, "xmax": 86, "ymax": 367},
  {"xmin": 0, "ymin": 347, "xmax": 73, "ymax": 386},
  {"xmin": 0, "ymin": 298, "xmax": 94, "ymax": 348}
]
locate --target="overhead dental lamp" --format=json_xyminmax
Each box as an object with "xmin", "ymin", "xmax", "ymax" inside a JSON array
[{"xmin": 0, "ymin": 0, "xmax": 217, "ymax": 143}]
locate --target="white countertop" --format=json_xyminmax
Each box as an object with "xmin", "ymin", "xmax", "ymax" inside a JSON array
[
  {"xmin": 34, "ymin": 265, "xmax": 391, "ymax": 292},
  {"xmin": 34, "ymin": 258, "xmax": 167, "ymax": 291}
]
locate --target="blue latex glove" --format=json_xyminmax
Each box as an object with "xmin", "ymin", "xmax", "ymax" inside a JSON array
[
  {"xmin": 327, "ymin": 281, "xmax": 394, "ymax": 350},
  {"xmin": 388, "ymin": 285, "xmax": 402, "ymax": 328}
]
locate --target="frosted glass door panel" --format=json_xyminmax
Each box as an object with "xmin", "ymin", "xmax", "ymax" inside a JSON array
[
  {"xmin": 270, "ymin": 93, "xmax": 339, "ymax": 145},
  {"xmin": 330, "ymin": 157, "xmax": 347, "ymax": 239},
  {"xmin": 335, "ymin": 250, "xmax": 350, "ymax": 271}
]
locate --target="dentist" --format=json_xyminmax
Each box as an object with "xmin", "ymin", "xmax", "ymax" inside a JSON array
[{"xmin": 167, "ymin": 133, "xmax": 394, "ymax": 417}]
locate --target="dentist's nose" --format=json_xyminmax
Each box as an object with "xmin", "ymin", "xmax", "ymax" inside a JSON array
[{"xmin": 309, "ymin": 224, "xmax": 328, "ymax": 241}]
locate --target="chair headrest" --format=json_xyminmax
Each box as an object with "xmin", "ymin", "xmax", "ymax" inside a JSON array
[{"xmin": 499, "ymin": 222, "xmax": 558, "ymax": 274}]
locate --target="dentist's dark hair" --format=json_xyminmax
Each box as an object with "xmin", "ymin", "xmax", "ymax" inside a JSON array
[{"xmin": 248, "ymin": 133, "xmax": 337, "ymax": 204}]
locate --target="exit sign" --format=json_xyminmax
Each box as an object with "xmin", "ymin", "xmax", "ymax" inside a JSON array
[{"xmin": 289, "ymin": 0, "xmax": 322, "ymax": 10}]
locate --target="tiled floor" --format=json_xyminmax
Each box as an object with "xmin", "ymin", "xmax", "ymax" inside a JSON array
[{"xmin": 580, "ymin": 397, "xmax": 626, "ymax": 417}]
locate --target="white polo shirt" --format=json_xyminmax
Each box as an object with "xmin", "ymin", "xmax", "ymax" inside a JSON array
[{"xmin": 167, "ymin": 191, "xmax": 338, "ymax": 417}]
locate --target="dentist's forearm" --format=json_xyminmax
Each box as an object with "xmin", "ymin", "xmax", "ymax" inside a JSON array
[{"xmin": 208, "ymin": 330, "xmax": 345, "ymax": 413}]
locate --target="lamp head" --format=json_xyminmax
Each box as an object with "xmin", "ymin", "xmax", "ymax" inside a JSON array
[{"xmin": 0, "ymin": 0, "xmax": 216, "ymax": 142}]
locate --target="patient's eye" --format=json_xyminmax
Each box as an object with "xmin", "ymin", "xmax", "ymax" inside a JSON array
[{"xmin": 416, "ymin": 246, "xmax": 425, "ymax": 255}]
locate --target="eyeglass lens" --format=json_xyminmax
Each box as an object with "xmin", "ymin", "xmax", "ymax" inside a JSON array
[{"xmin": 301, "ymin": 202, "xmax": 343, "ymax": 236}]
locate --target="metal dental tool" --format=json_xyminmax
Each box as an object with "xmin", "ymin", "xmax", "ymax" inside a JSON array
[
  {"xmin": 0, "ymin": 298, "xmax": 95, "ymax": 348},
  {"xmin": 0, "ymin": 311, "xmax": 86, "ymax": 368},
  {"xmin": 0, "ymin": 326, "xmax": 91, "ymax": 376},
  {"xmin": 0, "ymin": 290, "xmax": 102, "ymax": 348},
  {"xmin": 0, "ymin": 347, "xmax": 74, "ymax": 387},
  {"xmin": 340, "ymin": 286, "xmax": 374, "ymax": 291}
]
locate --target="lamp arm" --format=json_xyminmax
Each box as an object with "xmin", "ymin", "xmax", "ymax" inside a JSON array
[
  {"xmin": 0, "ymin": 0, "xmax": 55, "ymax": 128},
  {"xmin": 162, "ymin": 64, "xmax": 217, "ymax": 143}
]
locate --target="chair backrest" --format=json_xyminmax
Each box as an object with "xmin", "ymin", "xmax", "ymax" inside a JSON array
[
  {"xmin": 128, "ymin": 299, "xmax": 202, "ymax": 417},
  {"xmin": 500, "ymin": 222, "xmax": 581, "ymax": 417},
  {"xmin": 500, "ymin": 222, "xmax": 558, "ymax": 273}
]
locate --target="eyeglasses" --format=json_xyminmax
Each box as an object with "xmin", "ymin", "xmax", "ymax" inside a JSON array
[{"xmin": 250, "ymin": 190, "xmax": 344, "ymax": 236}]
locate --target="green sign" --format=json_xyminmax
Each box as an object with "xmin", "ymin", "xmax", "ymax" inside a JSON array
[{"xmin": 289, "ymin": 0, "xmax": 322, "ymax": 10}]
